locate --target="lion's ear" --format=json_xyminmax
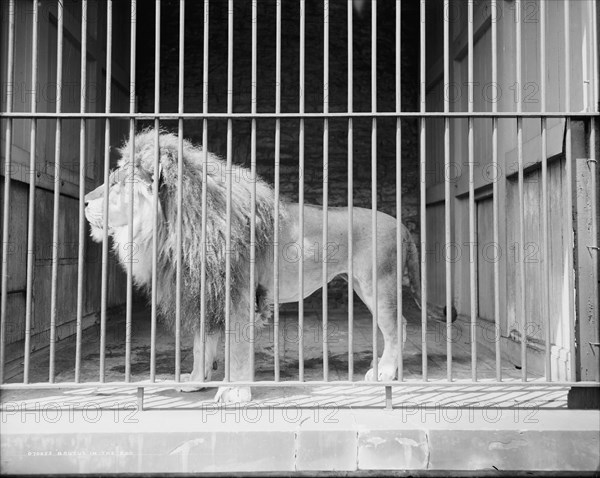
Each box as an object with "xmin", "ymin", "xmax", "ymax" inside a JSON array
[{"xmin": 160, "ymin": 145, "xmax": 175, "ymax": 165}]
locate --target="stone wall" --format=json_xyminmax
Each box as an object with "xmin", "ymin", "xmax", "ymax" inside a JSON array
[{"xmin": 136, "ymin": 0, "xmax": 421, "ymax": 307}]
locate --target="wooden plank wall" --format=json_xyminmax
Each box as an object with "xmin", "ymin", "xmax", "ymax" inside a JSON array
[
  {"xmin": 573, "ymin": 120, "xmax": 599, "ymax": 383},
  {"xmin": 505, "ymin": 160, "xmax": 567, "ymax": 348},
  {"xmin": 0, "ymin": 0, "xmax": 130, "ymax": 369},
  {"xmin": 425, "ymin": 0, "xmax": 597, "ymax": 375},
  {"xmin": 476, "ymin": 197, "xmax": 494, "ymax": 322}
]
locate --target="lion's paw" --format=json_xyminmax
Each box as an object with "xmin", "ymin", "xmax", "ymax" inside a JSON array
[
  {"xmin": 214, "ymin": 386, "xmax": 252, "ymax": 403},
  {"xmin": 175, "ymin": 373, "xmax": 207, "ymax": 392},
  {"xmin": 365, "ymin": 366, "xmax": 396, "ymax": 382}
]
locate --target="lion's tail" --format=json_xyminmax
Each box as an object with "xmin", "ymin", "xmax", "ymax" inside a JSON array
[{"xmin": 406, "ymin": 233, "xmax": 422, "ymax": 310}]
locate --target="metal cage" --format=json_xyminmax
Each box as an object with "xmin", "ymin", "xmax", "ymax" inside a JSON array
[{"xmin": 0, "ymin": 0, "xmax": 598, "ymax": 409}]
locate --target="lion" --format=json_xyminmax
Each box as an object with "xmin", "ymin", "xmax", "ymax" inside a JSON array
[{"xmin": 85, "ymin": 129, "xmax": 422, "ymax": 403}]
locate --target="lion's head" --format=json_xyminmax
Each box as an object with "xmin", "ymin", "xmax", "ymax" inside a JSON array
[
  {"xmin": 84, "ymin": 163, "xmax": 159, "ymax": 243},
  {"xmin": 85, "ymin": 131, "xmax": 167, "ymax": 286},
  {"xmin": 85, "ymin": 129, "xmax": 282, "ymax": 334}
]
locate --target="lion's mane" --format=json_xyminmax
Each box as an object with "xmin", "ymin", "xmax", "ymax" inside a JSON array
[{"xmin": 117, "ymin": 129, "xmax": 283, "ymax": 333}]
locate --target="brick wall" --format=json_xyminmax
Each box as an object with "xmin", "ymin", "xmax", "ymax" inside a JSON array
[{"xmin": 136, "ymin": 0, "xmax": 420, "ymax": 307}]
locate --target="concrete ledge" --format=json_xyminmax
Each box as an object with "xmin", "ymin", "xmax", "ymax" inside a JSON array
[{"xmin": 1, "ymin": 407, "xmax": 598, "ymax": 474}]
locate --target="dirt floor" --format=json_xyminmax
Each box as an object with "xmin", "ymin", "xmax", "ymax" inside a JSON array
[{"xmin": 2, "ymin": 288, "xmax": 567, "ymax": 409}]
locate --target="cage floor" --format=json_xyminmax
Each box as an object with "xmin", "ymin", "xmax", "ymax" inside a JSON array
[{"xmin": 2, "ymin": 288, "xmax": 566, "ymax": 409}]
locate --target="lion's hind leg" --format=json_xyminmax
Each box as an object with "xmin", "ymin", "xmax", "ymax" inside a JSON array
[{"xmin": 353, "ymin": 275, "xmax": 404, "ymax": 382}]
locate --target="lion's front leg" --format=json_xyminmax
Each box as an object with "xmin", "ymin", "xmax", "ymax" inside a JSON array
[
  {"xmin": 178, "ymin": 330, "xmax": 220, "ymax": 392},
  {"xmin": 214, "ymin": 296, "xmax": 253, "ymax": 403}
]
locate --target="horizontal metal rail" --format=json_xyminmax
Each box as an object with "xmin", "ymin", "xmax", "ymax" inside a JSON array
[
  {"xmin": 1, "ymin": 112, "xmax": 597, "ymax": 119},
  {"xmin": 0, "ymin": 380, "xmax": 597, "ymax": 390}
]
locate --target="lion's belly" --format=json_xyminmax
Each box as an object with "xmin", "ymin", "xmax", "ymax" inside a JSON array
[
  {"xmin": 274, "ymin": 261, "xmax": 346, "ymax": 303},
  {"xmin": 273, "ymin": 268, "xmax": 346, "ymax": 304},
  {"xmin": 261, "ymin": 205, "xmax": 352, "ymax": 304},
  {"xmin": 259, "ymin": 204, "xmax": 402, "ymax": 305},
  {"xmin": 270, "ymin": 237, "xmax": 349, "ymax": 304}
]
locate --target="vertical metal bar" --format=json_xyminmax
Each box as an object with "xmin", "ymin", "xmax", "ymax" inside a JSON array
[
  {"xmin": 137, "ymin": 387, "xmax": 144, "ymax": 410},
  {"xmin": 347, "ymin": 0, "xmax": 354, "ymax": 381},
  {"xmin": 199, "ymin": 0, "xmax": 209, "ymax": 383},
  {"xmin": 273, "ymin": 0, "xmax": 281, "ymax": 382},
  {"xmin": 539, "ymin": 0, "xmax": 551, "ymax": 381},
  {"xmin": 298, "ymin": 0, "xmax": 305, "ymax": 382},
  {"xmin": 371, "ymin": 0, "xmax": 378, "ymax": 381},
  {"xmin": 225, "ymin": 0, "xmax": 233, "ymax": 383},
  {"xmin": 49, "ymin": 0, "xmax": 64, "ymax": 383},
  {"xmin": 593, "ymin": 0, "xmax": 599, "ymax": 113},
  {"xmin": 175, "ymin": 0, "xmax": 184, "ymax": 382},
  {"xmin": 491, "ymin": 0, "xmax": 501, "ymax": 382},
  {"xmin": 249, "ymin": 0, "xmax": 257, "ymax": 381},
  {"xmin": 0, "ymin": 0, "xmax": 16, "ymax": 384},
  {"xmin": 126, "ymin": 0, "xmax": 137, "ymax": 382},
  {"xmin": 150, "ymin": 0, "xmax": 161, "ymax": 383},
  {"xmin": 443, "ymin": 0, "xmax": 452, "ymax": 382},
  {"xmin": 100, "ymin": 0, "xmax": 113, "ymax": 383},
  {"xmin": 385, "ymin": 385, "xmax": 392, "ymax": 409},
  {"xmin": 563, "ymin": 0, "xmax": 576, "ymax": 383},
  {"xmin": 588, "ymin": 119, "xmax": 598, "ymax": 367},
  {"xmin": 175, "ymin": 0, "xmax": 185, "ymax": 382},
  {"xmin": 322, "ymin": 0, "xmax": 329, "ymax": 382},
  {"xmin": 515, "ymin": 0, "xmax": 527, "ymax": 381},
  {"xmin": 419, "ymin": 0, "xmax": 427, "ymax": 381},
  {"xmin": 75, "ymin": 0, "xmax": 88, "ymax": 383},
  {"xmin": 395, "ymin": 0, "xmax": 403, "ymax": 382},
  {"xmin": 467, "ymin": 0, "xmax": 477, "ymax": 382},
  {"xmin": 23, "ymin": 0, "xmax": 39, "ymax": 384}
]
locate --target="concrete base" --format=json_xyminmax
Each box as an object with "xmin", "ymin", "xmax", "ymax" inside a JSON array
[{"xmin": 1, "ymin": 407, "xmax": 598, "ymax": 474}]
